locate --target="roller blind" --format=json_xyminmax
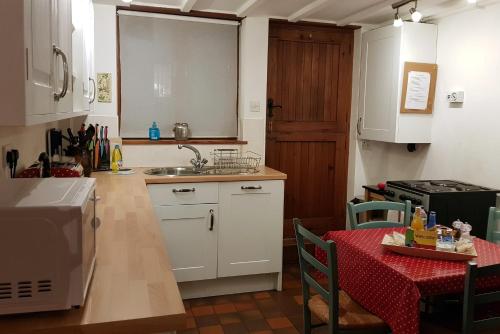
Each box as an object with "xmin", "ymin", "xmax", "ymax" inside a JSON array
[{"xmin": 118, "ymin": 11, "xmax": 239, "ymax": 138}]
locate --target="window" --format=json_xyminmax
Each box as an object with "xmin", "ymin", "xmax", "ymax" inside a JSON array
[{"xmin": 118, "ymin": 11, "xmax": 239, "ymax": 139}]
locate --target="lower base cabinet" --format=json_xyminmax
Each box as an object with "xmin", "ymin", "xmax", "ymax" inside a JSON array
[
  {"xmin": 148, "ymin": 180, "xmax": 284, "ymax": 288},
  {"xmin": 154, "ymin": 204, "xmax": 218, "ymax": 283}
]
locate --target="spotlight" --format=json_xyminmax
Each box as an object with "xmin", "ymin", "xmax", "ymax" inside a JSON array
[
  {"xmin": 409, "ymin": 7, "xmax": 422, "ymax": 22},
  {"xmin": 393, "ymin": 11, "xmax": 403, "ymax": 27}
]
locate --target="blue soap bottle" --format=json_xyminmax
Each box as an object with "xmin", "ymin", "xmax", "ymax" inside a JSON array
[{"xmin": 149, "ymin": 122, "xmax": 160, "ymax": 141}]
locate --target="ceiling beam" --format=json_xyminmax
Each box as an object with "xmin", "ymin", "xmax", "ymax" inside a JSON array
[
  {"xmin": 287, "ymin": 0, "xmax": 330, "ymax": 23},
  {"xmin": 181, "ymin": 0, "xmax": 198, "ymax": 12},
  {"xmin": 336, "ymin": 0, "xmax": 394, "ymax": 26},
  {"xmin": 236, "ymin": 0, "xmax": 266, "ymax": 17}
]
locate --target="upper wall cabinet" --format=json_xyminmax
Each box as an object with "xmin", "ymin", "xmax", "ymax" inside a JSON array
[
  {"xmin": 358, "ymin": 22, "xmax": 437, "ymax": 143},
  {"xmin": 73, "ymin": 0, "xmax": 95, "ymax": 114},
  {"xmin": 0, "ymin": 0, "xmax": 91, "ymax": 126}
]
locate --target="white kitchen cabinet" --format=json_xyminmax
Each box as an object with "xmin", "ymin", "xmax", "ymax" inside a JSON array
[
  {"xmin": 218, "ymin": 181, "xmax": 284, "ymax": 277},
  {"xmin": 0, "ymin": 0, "xmax": 86, "ymax": 126},
  {"xmin": 72, "ymin": 0, "xmax": 95, "ymax": 114},
  {"xmin": 154, "ymin": 204, "xmax": 218, "ymax": 282},
  {"xmin": 358, "ymin": 22, "xmax": 437, "ymax": 143},
  {"xmin": 148, "ymin": 180, "xmax": 284, "ymax": 296}
]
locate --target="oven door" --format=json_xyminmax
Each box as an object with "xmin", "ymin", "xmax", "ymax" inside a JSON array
[{"xmin": 81, "ymin": 187, "xmax": 96, "ymax": 299}]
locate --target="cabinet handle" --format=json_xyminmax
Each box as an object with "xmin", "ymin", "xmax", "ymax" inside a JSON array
[
  {"xmin": 209, "ymin": 209, "xmax": 214, "ymax": 231},
  {"xmin": 357, "ymin": 117, "xmax": 362, "ymax": 136},
  {"xmin": 53, "ymin": 45, "xmax": 69, "ymax": 101},
  {"xmin": 89, "ymin": 77, "xmax": 96, "ymax": 104},
  {"xmin": 241, "ymin": 185, "xmax": 262, "ymax": 190},
  {"xmin": 172, "ymin": 188, "xmax": 195, "ymax": 193}
]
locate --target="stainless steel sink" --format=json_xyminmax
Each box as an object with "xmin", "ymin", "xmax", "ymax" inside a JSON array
[
  {"xmin": 144, "ymin": 166, "xmax": 258, "ymax": 176},
  {"xmin": 143, "ymin": 167, "xmax": 205, "ymax": 176}
]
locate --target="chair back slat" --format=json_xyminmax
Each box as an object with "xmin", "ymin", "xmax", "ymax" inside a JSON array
[
  {"xmin": 487, "ymin": 207, "xmax": 500, "ymax": 243},
  {"xmin": 304, "ymin": 272, "xmax": 329, "ymax": 300},
  {"xmin": 473, "ymin": 317, "xmax": 500, "ymax": 331},
  {"xmin": 475, "ymin": 291, "xmax": 500, "ymax": 305},
  {"xmin": 300, "ymin": 248, "xmax": 329, "ymax": 276},
  {"xmin": 295, "ymin": 220, "xmax": 330, "ymax": 251},
  {"xmin": 347, "ymin": 200, "xmax": 412, "ymax": 230},
  {"xmin": 462, "ymin": 261, "xmax": 500, "ymax": 334}
]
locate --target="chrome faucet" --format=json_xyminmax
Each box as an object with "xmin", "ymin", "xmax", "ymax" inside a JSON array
[{"xmin": 178, "ymin": 144, "xmax": 208, "ymax": 170}]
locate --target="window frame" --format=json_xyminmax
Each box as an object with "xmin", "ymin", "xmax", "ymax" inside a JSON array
[{"xmin": 116, "ymin": 5, "xmax": 242, "ymax": 144}]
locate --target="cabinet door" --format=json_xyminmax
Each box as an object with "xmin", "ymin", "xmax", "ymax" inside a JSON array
[
  {"xmin": 154, "ymin": 204, "xmax": 218, "ymax": 282},
  {"xmin": 26, "ymin": 0, "xmax": 54, "ymax": 116},
  {"xmin": 358, "ymin": 25, "xmax": 400, "ymax": 142},
  {"xmin": 218, "ymin": 181, "xmax": 284, "ymax": 277},
  {"xmin": 84, "ymin": 0, "xmax": 95, "ymax": 112},
  {"xmin": 53, "ymin": 0, "xmax": 73, "ymax": 114},
  {"xmin": 71, "ymin": 0, "xmax": 85, "ymax": 113}
]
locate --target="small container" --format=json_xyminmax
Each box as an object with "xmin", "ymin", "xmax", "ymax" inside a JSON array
[
  {"xmin": 173, "ymin": 123, "xmax": 189, "ymax": 140},
  {"xmin": 149, "ymin": 122, "xmax": 160, "ymax": 141},
  {"xmin": 452, "ymin": 219, "xmax": 463, "ymax": 239},
  {"xmin": 111, "ymin": 145, "xmax": 123, "ymax": 173}
]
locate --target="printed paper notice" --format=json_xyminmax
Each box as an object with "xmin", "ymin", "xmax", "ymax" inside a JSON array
[{"xmin": 404, "ymin": 71, "xmax": 431, "ymax": 110}]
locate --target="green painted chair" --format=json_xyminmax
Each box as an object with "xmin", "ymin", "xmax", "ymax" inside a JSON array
[
  {"xmin": 347, "ymin": 200, "xmax": 412, "ymax": 230},
  {"xmin": 486, "ymin": 207, "xmax": 500, "ymax": 243},
  {"xmin": 293, "ymin": 218, "xmax": 389, "ymax": 334},
  {"xmin": 462, "ymin": 261, "xmax": 500, "ymax": 334}
]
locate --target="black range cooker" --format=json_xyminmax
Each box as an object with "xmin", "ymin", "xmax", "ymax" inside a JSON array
[{"xmin": 384, "ymin": 180, "xmax": 498, "ymax": 239}]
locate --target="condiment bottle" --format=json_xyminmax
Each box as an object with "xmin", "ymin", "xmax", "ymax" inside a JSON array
[
  {"xmin": 411, "ymin": 207, "xmax": 425, "ymax": 231},
  {"xmin": 452, "ymin": 219, "xmax": 463, "ymax": 239},
  {"xmin": 427, "ymin": 211, "xmax": 437, "ymax": 230},
  {"xmin": 111, "ymin": 145, "xmax": 123, "ymax": 173}
]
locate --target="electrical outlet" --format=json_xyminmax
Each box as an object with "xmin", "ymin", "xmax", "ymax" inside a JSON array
[
  {"xmin": 361, "ymin": 140, "xmax": 370, "ymax": 151},
  {"xmin": 250, "ymin": 101, "xmax": 260, "ymax": 113},
  {"xmin": 1, "ymin": 144, "xmax": 12, "ymax": 179}
]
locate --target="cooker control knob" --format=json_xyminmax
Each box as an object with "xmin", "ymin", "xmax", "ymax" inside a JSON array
[
  {"xmin": 385, "ymin": 190, "xmax": 395, "ymax": 197},
  {"xmin": 413, "ymin": 198, "xmax": 422, "ymax": 205},
  {"xmin": 399, "ymin": 195, "xmax": 408, "ymax": 201}
]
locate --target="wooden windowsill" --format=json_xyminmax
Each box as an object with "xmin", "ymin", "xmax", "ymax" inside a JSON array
[{"xmin": 122, "ymin": 138, "xmax": 248, "ymax": 145}]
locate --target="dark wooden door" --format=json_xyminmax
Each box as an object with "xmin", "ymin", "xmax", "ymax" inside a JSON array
[{"xmin": 266, "ymin": 21, "xmax": 354, "ymax": 249}]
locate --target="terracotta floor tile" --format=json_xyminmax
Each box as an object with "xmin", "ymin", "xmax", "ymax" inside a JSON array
[
  {"xmin": 222, "ymin": 322, "xmax": 249, "ymax": 334},
  {"xmin": 273, "ymin": 327, "xmax": 300, "ymax": 334},
  {"xmin": 293, "ymin": 295, "xmax": 303, "ymax": 305},
  {"xmin": 211, "ymin": 296, "xmax": 232, "ymax": 305},
  {"xmin": 250, "ymin": 331, "xmax": 273, "ymax": 334},
  {"xmin": 186, "ymin": 317, "xmax": 197, "ymax": 329},
  {"xmin": 253, "ymin": 291, "xmax": 272, "ymax": 300},
  {"xmin": 266, "ymin": 317, "xmax": 294, "ymax": 329},
  {"xmin": 195, "ymin": 314, "xmax": 220, "ymax": 327},
  {"xmin": 240, "ymin": 309, "xmax": 264, "ymax": 321},
  {"xmin": 259, "ymin": 307, "xmax": 284, "ymax": 319},
  {"xmin": 198, "ymin": 325, "xmax": 224, "ymax": 334},
  {"xmin": 230, "ymin": 293, "xmax": 254, "ymax": 302},
  {"xmin": 213, "ymin": 303, "xmax": 237, "ymax": 314},
  {"xmin": 243, "ymin": 318, "xmax": 271, "ymax": 332},
  {"xmin": 218, "ymin": 313, "xmax": 241, "ymax": 325},
  {"xmin": 177, "ymin": 329, "xmax": 199, "ymax": 334},
  {"xmin": 192, "ymin": 305, "xmax": 215, "ymax": 317},
  {"xmin": 235, "ymin": 301, "xmax": 258, "ymax": 312}
]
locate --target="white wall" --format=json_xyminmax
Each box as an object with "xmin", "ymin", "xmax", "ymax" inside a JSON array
[
  {"xmin": 90, "ymin": 5, "xmax": 269, "ymax": 167},
  {"xmin": 0, "ymin": 120, "xmax": 70, "ymax": 179},
  {"xmin": 349, "ymin": 3, "xmax": 500, "ymax": 198}
]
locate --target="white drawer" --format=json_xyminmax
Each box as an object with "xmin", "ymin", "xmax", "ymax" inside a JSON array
[
  {"xmin": 220, "ymin": 180, "xmax": 282, "ymax": 196},
  {"xmin": 148, "ymin": 183, "xmax": 219, "ymax": 205}
]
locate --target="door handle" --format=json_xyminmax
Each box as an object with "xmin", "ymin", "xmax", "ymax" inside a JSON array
[
  {"xmin": 89, "ymin": 77, "xmax": 96, "ymax": 104},
  {"xmin": 241, "ymin": 185, "xmax": 262, "ymax": 190},
  {"xmin": 209, "ymin": 209, "xmax": 214, "ymax": 231},
  {"xmin": 357, "ymin": 117, "xmax": 362, "ymax": 136},
  {"xmin": 267, "ymin": 98, "xmax": 282, "ymax": 118},
  {"xmin": 53, "ymin": 45, "xmax": 69, "ymax": 101},
  {"xmin": 172, "ymin": 188, "xmax": 196, "ymax": 193}
]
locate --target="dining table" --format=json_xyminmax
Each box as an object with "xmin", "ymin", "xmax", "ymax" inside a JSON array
[{"xmin": 315, "ymin": 227, "xmax": 500, "ymax": 334}]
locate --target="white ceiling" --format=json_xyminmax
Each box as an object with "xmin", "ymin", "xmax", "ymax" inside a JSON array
[{"xmin": 96, "ymin": 0, "xmax": 495, "ymax": 25}]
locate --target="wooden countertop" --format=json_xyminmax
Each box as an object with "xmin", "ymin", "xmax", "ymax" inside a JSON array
[{"xmin": 0, "ymin": 166, "xmax": 286, "ymax": 334}]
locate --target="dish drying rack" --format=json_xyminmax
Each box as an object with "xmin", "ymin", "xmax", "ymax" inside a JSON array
[{"xmin": 210, "ymin": 149, "xmax": 261, "ymax": 174}]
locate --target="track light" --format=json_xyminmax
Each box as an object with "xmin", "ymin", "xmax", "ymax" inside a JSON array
[
  {"xmin": 393, "ymin": 9, "xmax": 403, "ymax": 27},
  {"xmin": 409, "ymin": 7, "xmax": 422, "ymax": 22},
  {"xmin": 467, "ymin": 0, "xmax": 477, "ymax": 3},
  {"xmin": 122, "ymin": 0, "xmax": 133, "ymax": 3}
]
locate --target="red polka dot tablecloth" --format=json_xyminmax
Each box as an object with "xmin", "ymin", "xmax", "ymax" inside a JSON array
[
  {"xmin": 315, "ymin": 228, "xmax": 500, "ymax": 334},
  {"xmin": 17, "ymin": 167, "xmax": 81, "ymax": 178}
]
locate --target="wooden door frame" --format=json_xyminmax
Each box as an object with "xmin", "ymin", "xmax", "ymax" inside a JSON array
[{"xmin": 266, "ymin": 20, "xmax": 357, "ymax": 256}]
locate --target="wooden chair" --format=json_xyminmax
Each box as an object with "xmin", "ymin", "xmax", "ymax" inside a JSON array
[
  {"xmin": 486, "ymin": 207, "xmax": 500, "ymax": 243},
  {"xmin": 347, "ymin": 200, "xmax": 412, "ymax": 230},
  {"xmin": 462, "ymin": 261, "xmax": 500, "ymax": 334},
  {"xmin": 293, "ymin": 218, "xmax": 389, "ymax": 334}
]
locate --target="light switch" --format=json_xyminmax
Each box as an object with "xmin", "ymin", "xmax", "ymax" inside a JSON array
[
  {"xmin": 447, "ymin": 91, "xmax": 465, "ymax": 103},
  {"xmin": 250, "ymin": 101, "xmax": 260, "ymax": 112}
]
